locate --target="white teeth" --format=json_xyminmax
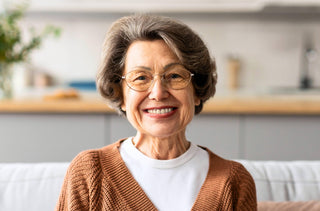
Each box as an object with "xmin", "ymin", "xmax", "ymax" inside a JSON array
[{"xmin": 147, "ymin": 108, "xmax": 173, "ymax": 114}]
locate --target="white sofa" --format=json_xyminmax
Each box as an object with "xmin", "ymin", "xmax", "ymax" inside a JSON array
[{"xmin": 0, "ymin": 160, "xmax": 319, "ymax": 211}]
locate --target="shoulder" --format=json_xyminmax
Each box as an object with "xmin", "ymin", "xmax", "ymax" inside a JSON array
[
  {"xmin": 203, "ymin": 147, "xmax": 256, "ymax": 189},
  {"xmin": 67, "ymin": 140, "xmax": 124, "ymax": 177},
  {"xmin": 204, "ymin": 148, "xmax": 257, "ymax": 209},
  {"xmin": 70, "ymin": 149, "xmax": 99, "ymax": 169},
  {"xmin": 65, "ymin": 149, "xmax": 102, "ymax": 186},
  {"xmin": 70, "ymin": 141, "xmax": 119, "ymax": 166},
  {"xmin": 203, "ymin": 147, "xmax": 251, "ymax": 176},
  {"xmin": 72, "ymin": 140, "xmax": 122, "ymax": 163}
]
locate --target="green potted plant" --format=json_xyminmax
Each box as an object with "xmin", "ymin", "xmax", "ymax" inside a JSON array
[{"xmin": 0, "ymin": 3, "xmax": 60, "ymax": 99}]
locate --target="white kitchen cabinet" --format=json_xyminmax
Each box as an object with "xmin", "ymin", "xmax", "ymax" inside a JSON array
[
  {"xmin": 0, "ymin": 114, "xmax": 107, "ymax": 162},
  {"xmin": 190, "ymin": 114, "xmax": 320, "ymax": 161},
  {"xmin": 243, "ymin": 115, "xmax": 320, "ymax": 160},
  {"xmin": 1, "ymin": 113, "xmax": 320, "ymax": 162}
]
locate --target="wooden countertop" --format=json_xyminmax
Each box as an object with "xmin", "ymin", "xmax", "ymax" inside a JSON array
[
  {"xmin": 203, "ymin": 95, "xmax": 320, "ymax": 115},
  {"xmin": 1, "ymin": 93, "xmax": 320, "ymax": 115}
]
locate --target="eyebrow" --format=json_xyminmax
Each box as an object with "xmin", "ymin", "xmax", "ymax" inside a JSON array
[
  {"xmin": 133, "ymin": 66, "xmax": 152, "ymax": 71},
  {"xmin": 132, "ymin": 63, "xmax": 182, "ymax": 71},
  {"xmin": 163, "ymin": 62, "xmax": 182, "ymax": 70}
]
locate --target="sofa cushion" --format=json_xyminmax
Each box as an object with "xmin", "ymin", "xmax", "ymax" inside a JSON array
[
  {"xmin": 238, "ymin": 160, "xmax": 320, "ymax": 201},
  {"xmin": 0, "ymin": 163, "xmax": 69, "ymax": 211},
  {"xmin": 258, "ymin": 200, "xmax": 320, "ymax": 211}
]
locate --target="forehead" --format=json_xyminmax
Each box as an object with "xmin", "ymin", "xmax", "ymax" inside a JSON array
[{"xmin": 124, "ymin": 40, "xmax": 180, "ymax": 70}]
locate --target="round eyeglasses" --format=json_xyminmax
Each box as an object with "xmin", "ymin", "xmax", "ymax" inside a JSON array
[{"xmin": 121, "ymin": 68, "xmax": 194, "ymax": 92}]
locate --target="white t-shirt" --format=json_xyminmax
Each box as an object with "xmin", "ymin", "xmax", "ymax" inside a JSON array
[{"xmin": 119, "ymin": 137, "xmax": 209, "ymax": 211}]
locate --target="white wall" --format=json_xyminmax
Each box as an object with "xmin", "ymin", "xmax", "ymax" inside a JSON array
[{"xmin": 22, "ymin": 12, "xmax": 320, "ymax": 93}]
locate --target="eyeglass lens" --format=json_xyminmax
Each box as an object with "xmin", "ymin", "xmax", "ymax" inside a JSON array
[{"xmin": 123, "ymin": 68, "xmax": 193, "ymax": 91}]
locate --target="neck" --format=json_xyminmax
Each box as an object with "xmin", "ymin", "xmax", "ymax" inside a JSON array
[{"xmin": 132, "ymin": 132, "xmax": 190, "ymax": 160}]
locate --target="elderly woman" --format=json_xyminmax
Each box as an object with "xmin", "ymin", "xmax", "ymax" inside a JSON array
[{"xmin": 56, "ymin": 14, "xmax": 257, "ymax": 210}]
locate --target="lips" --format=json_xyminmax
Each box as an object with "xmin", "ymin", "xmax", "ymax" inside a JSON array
[
  {"xmin": 147, "ymin": 108, "xmax": 173, "ymax": 114},
  {"xmin": 144, "ymin": 106, "xmax": 177, "ymax": 115}
]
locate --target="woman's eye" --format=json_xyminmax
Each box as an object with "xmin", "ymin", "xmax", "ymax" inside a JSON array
[
  {"xmin": 167, "ymin": 73, "xmax": 183, "ymax": 80},
  {"xmin": 132, "ymin": 73, "xmax": 150, "ymax": 82},
  {"xmin": 172, "ymin": 74, "xmax": 182, "ymax": 78},
  {"xmin": 136, "ymin": 76, "xmax": 147, "ymax": 81}
]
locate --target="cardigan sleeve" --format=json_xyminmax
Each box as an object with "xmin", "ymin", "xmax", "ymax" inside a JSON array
[
  {"xmin": 55, "ymin": 150, "xmax": 102, "ymax": 211},
  {"xmin": 231, "ymin": 162, "xmax": 257, "ymax": 211}
]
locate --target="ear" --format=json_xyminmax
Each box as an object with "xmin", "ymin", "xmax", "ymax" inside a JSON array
[
  {"xmin": 194, "ymin": 97, "xmax": 201, "ymax": 106},
  {"xmin": 121, "ymin": 102, "xmax": 126, "ymax": 112}
]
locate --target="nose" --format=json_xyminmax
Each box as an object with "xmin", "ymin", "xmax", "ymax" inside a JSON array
[{"xmin": 148, "ymin": 76, "xmax": 169, "ymax": 101}]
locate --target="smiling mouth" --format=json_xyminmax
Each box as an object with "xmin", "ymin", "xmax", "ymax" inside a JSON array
[{"xmin": 146, "ymin": 107, "xmax": 176, "ymax": 114}]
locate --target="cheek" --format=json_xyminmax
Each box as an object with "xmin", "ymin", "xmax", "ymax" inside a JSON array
[
  {"xmin": 121, "ymin": 83, "xmax": 137, "ymax": 111},
  {"xmin": 186, "ymin": 87, "xmax": 198, "ymax": 109},
  {"xmin": 122, "ymin": 88, "xmax": 144, "ymax": 113},
  {"xmin": 187, "ymin": 98, "xmax": 196, "ymax": 117},
  {"xmin": 180, "ymin": 92, "xmax": 196, "ymax": 118}
]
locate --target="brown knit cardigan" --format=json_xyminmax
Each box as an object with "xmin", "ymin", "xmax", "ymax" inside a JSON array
[{"xmin": 55, "ymin": 140, "xmax": 257, "ymax": 211}]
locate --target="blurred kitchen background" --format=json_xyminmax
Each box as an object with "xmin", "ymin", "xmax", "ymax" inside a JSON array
[
  {"xmin": 1, "ymin": 0, "xmax": 320, "ymax": 162},
  {"xmin": 13, "ymin": 0, "xmax": 320, "ymax": 94}
]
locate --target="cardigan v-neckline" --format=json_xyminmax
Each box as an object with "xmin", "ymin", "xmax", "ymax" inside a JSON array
[{"xmin": 99, "ymin": 140, "xmax": 231, "ymax": 210}]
